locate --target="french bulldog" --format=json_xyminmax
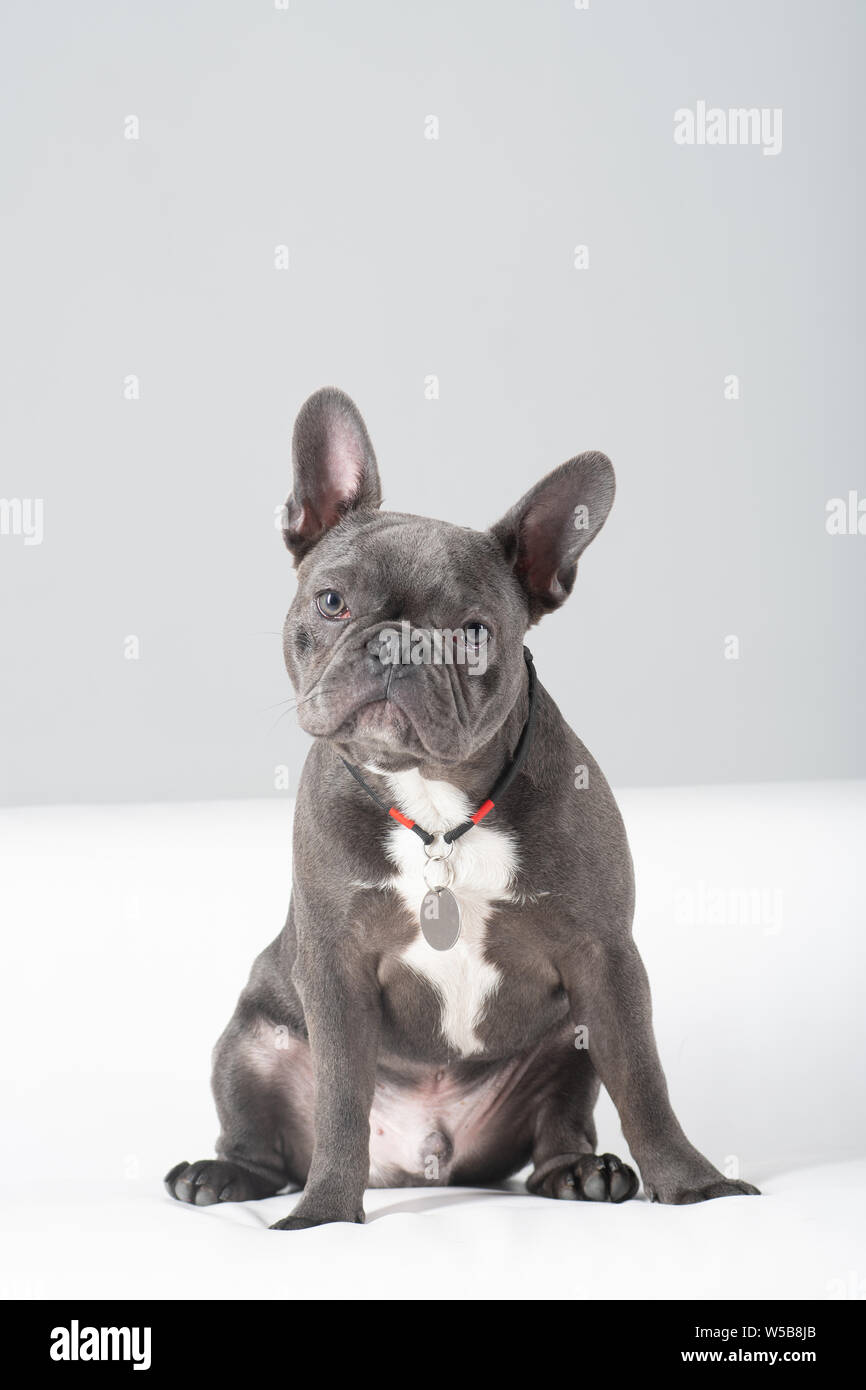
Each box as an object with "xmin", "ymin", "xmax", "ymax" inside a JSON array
[{"xmin": 165, "ymin": 387, "xmax": 759, "ymax": 1228}]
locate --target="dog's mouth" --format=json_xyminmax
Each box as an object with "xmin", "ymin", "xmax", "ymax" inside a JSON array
[
  {"xmin": 295, "ymin": 667, "xmax": 474, "ymax": 764},
  {"xmin": 336, "ymin": 697, "xmax": 415, "ymax": 742}
]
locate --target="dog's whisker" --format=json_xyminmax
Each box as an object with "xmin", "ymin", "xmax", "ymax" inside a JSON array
[{"xmin": 266, "ymin": 684, "xmax": 341, "ymax": 731}]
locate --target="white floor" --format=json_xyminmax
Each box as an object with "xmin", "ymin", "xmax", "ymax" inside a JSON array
[{"xmin": 1, "ymin": 782, "xmax": 864, "ymax": 1301}]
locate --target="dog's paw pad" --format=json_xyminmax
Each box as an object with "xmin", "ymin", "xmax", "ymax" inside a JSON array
[
  {"xmin": 531, "ymin": 1151, "xmax": 640, "ymax": 1203},
  {"xmin": 164, "ymin": 1158, "xmax": 273, "ymax": 1205}
]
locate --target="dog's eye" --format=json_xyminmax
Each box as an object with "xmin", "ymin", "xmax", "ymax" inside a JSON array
[
  {"xmin": 316, "ymin": 589, "xmax": 350, "ymax": 620},
  {"xmin": 464, "ymin": 622, "xmax": 490, "ymax": 650}
]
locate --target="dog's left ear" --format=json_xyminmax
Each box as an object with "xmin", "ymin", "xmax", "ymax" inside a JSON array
[
  {"xmin": 282, "ymin": 387, "xmax": 382, "ymax": 563},
  {"xmin": 490, "ymin": 452, "xmax": 615, "ymax": 622}
]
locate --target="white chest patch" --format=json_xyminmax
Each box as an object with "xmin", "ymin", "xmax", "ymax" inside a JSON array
[{"xmin": 383, "ymin": 770, "xmax": 520, "ymax": 1057}]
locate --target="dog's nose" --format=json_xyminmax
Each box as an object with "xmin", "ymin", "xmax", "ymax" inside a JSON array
[
  {"xmin": 365, "ymin": 634, "xmax": 401, "ymax": 694},
  {"xmin": 366, "ymin": 633, "xmax": 391, "ymax": 668},
  {"xmin": 366, "ymin": 627, "xmax": 415, "ymax": 667}
]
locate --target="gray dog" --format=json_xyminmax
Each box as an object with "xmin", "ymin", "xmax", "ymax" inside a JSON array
[{"xmin": 166, "ymin": 387, "xmax": 759, "ymax": 1229}]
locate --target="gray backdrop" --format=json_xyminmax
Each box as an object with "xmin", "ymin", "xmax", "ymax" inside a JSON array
[{"xmin": 2, "ymin": 0, "xmax": 864, "ymax": 805}]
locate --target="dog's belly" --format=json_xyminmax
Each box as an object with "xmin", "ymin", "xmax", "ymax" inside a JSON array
[
  {"xmin": 242, "ymin": 1023, "xmax": 558, "ymax": 1187},
  {"xmin": 367, "ymin": 1055, "xmax": 542, "ymax": 1186}
]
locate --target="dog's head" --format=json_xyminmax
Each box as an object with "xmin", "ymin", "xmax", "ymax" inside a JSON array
[{"xmin": 281, "ymin": 388, "xmax": 614, "ymax": 771}]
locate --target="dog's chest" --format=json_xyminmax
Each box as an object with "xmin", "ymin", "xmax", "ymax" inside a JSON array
[{"xmin": 381, "ymin": 771, "xmax": 519, "ymax": 1057}]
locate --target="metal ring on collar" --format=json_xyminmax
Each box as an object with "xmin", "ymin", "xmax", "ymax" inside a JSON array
[
  {"xmin": 423, "ymin": 835, "xmax": 454, "ymax": 862},
  {"xmin": 423, "ymin": 856, "xmax": 455, "ymax": 893}
]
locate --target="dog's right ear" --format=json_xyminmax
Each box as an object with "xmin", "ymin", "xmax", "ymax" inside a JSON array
[{"xmin": 282, "ymin": 387, "xmax": 382, "ymax": 563}]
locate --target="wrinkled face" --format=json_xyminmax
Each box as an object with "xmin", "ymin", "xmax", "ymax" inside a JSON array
[
  {"xmin": 283, "ymin": 513, "xmax": 529, "ymax": 770},
  {"xmin": 279, "ymin": 387, "xmax": 615, "ymax": 771}
]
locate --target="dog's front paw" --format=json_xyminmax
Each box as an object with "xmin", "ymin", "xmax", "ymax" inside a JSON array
[
  {"xmin": 528, "ymin": 1151, "xmax": 640, "ymax": 1203},
  {"xmin": 645, "ymin": 1175, "xmax": 760, "ymax": 1204},
  {"xmin": 270, "ymin": 1207, "xmax": 365, "ymax": 1232}
]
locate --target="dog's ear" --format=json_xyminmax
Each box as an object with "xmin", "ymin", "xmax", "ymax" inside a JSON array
[
  {"xmin": 282, "ymin": 387, "xmax": 381, "ymax": 563},
  {"xmin": 490, "ymin": 452, "xmax": 615, "ymax": 622}
]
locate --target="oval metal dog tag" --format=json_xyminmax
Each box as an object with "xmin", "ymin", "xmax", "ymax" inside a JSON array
[{"xmin": 419, "ymin": 888, "xmax": 461, "ymax": 951}]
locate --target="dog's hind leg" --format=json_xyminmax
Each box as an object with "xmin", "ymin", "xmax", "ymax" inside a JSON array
[
  {"xmin": 527, "ymin": 1046, "xmax": 640, "ymax": 1203},
  {"xmin": 165, "ymin": 1008, "xmax": 315, "ymax": 1207}
]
